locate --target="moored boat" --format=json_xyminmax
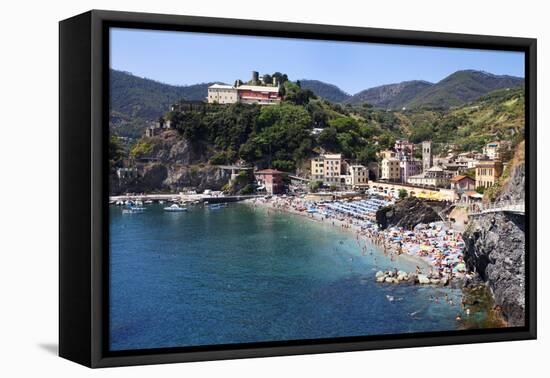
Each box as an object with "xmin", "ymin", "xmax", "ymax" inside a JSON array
[{"xmin": 164, "ymin": 204, "xmax": 188, "ymax": 212}]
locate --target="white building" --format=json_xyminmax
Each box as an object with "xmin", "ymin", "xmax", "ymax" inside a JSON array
[
  {"xmin": 344, "ymin": 165, "xmax": 369, "ymax": 187},
  {"xmin": 207, "ymin": 84, "xmax": 238, "ymax": 104},
  {"xmin": 483, "ymin": 141, "xmax": 511, "ymax": 160},
  {"xmin": 399, "ymin": 159, "xmax": 423, "ymax": 183},
  {"xmin": 407, "ymin": 166, "xmax": 450, "ymax": 188}
]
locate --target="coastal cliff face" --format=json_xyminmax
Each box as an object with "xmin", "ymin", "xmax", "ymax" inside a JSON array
[
  {"xmin": 112, "ymin": 130, "xmax": 232, "ymax": 194},
  {"xmin": 463, "ymin": 159, "xmax": 526, "ymax": 327},
  {"xmin": 376, "ymin": 197, "xmax": 445, "ymax": 230}
]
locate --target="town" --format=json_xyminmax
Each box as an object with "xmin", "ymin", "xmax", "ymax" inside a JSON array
[
  {"xmin": 108, "ymin": 41, "xmax": 527, "ymax": 345},
  {"xmin": 114, "ymin": 70, "xmax": 516, "ymax": 214}
]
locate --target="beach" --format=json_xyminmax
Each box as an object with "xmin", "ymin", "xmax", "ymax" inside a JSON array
[{"xmin": 246, "ymin": 194, "xmax": 469, "ymax": 283}]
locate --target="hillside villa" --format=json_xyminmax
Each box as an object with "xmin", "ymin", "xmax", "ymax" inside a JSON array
[{"xmin": 207, "ymin": 71, "xmax": 282, "ymax": 105}]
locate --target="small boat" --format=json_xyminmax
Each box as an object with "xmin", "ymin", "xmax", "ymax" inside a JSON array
[
  {"xmin": 144, "ymin": 200, "xmax": 153, "ymax": 204},
  {"xmin": 159, "ymin": 200, "xmax": 165, "ymax": 204},
  {"xmin": 209, "ymin": 203, "xmax": 223, "ymax": 210},
  {"xmin": 122, "ymin": 206, "xmax": 145, "ymax": 214},
  {"xmin": 164, "ymin": 204, "xmax": 188, "ymax": 212}
]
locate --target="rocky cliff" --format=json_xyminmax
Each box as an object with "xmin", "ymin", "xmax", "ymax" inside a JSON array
[
  {"xmin": 463, "ymin": 156, "xmax": 526, "ymax": 327},
  {"xmin": 111, "ymin": 130, "xmax": 234, "ymax": 194},
  {"xmin": 376, "ymin": 197, "xmax": 446, "ymax": 230}
]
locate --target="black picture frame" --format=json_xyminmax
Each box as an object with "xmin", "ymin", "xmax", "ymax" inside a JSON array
[{"xmin": 59, "ymin": 9, "xmax": 537, "ymax": 368}]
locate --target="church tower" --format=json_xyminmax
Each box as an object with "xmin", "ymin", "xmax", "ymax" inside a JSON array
[{"xmin": 422, "ymin": 140, "xmax": 433, "ymax": 172}]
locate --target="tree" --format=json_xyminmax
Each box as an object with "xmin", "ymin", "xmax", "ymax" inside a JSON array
[
  {"xmin": 475, "ymin": 186, "xmax": 486, "ymax": 194},
  {"xmin": 262, "ymin": 74, "xmax": 272, "ymax": 85},
  {"xmin": 398, "ymin": 189, "xmax": 408, "ymax": 199},
  {"xmin": 410, "ymin": 123, "xmax": 435, "ymax": 143},
  {"xmin": 309, "ymin": 180, "xmax": 322, "ymax": 193},
  {"xmin": 318, "ymin": 127, "xmax": 339, "ymax": 151},
  {"xmin": 109, "ymin": 135, "xmax": 124, "ymax": 172},
  {"xmin": 272, "ymin": 72, "xmax": 288, "ymax": 85}
]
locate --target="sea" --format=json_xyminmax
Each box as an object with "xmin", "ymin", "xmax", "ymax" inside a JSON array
[{"xmin": 109, "ymin": 203, "xmax": 469, "ymax": 351}]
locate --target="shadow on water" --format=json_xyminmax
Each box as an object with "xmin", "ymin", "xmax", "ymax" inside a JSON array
[{"xmin": 38, "ymin": 343, "xmax": 58, "ymax": 355}]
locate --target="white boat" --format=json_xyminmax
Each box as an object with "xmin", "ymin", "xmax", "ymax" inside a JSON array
[
  {"xmin": 159, "ymin": 200, "xmax": 165, "ymax": 204},
  {"xmin": 164, "ymin": 204, "xmax": 188, "ymax": 212},
  {"xmin": 122, "ymin": 206, "xmax": 146, "ymax": 214}
]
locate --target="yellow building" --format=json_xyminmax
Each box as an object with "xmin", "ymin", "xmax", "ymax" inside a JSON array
[
  {"xmin": 379, "ymin": 149, "xmax": 397, "ymax": 160},
  {"xmin": 380, "ymin": 158, "xmax": 401, "ymax": 181},
  {"xmin": 475, "ymin": 160, "xmax": 503, "ymax": 189},
  {"xmin": 310, "ymin": 153, "xmax": 343, "ymax": 186}
]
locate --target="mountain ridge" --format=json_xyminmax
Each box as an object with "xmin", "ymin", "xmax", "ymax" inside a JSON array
[{"xmin": 109, "ymin": 69, "xmax": 524, "ymax": 137}]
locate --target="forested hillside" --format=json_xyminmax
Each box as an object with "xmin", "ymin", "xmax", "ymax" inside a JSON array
[
  {"xmin": 113, "ymin": 79, "xmax": 524, "ymax": 175},
  {"xmin": 110, "ymin": 69, "xmax": 216, "ymax": 137}
]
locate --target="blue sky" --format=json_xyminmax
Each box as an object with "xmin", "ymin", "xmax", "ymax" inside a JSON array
[{"xmin": 110, "ymin": 28, "xmax": 525, "ymax": 95}]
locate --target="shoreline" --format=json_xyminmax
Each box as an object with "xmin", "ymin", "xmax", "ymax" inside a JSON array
[{"xmin": 244, "ymin": 198, "xmax": 433, "ymax": 273}]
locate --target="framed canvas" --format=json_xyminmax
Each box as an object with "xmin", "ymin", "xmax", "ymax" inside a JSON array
[{"xmin": 59, "ymin": 10, "xmax": 537, "ymax": 368}]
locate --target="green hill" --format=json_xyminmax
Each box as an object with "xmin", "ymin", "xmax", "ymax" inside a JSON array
[
  {"xmin": 345, "ymin": 70, "xmax": 523, "ymax": 110},
  {"xmin": 299, "ymin": 79, "xmax": 351, "ymax": 103},
  {"xmin": 345, "ymin": 80, "xmax": 433, "ymax": 109},
  {"xmin": 110, "ymin": 69, "xmax": 216, "ymax": 137},
  {"xmin": 407, "ymin": 70, "xmax": 524, "ymax": 109}
]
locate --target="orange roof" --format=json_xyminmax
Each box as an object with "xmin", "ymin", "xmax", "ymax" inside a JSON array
[{"xmin": 450, "ymin": 175, "xmax": 473, "ymax": 182}]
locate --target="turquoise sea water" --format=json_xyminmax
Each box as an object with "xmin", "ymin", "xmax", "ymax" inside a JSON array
[{"xmin": 109, "ymin": 203, "xmax": 464, "ymax": 351}]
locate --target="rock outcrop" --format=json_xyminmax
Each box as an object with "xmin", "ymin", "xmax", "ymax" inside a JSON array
[
  {"xmin": 463, "ymin": 157, "xmax": 526, "ymax": 327},
  {"xmin": 376, "ymin": 197, "xmax": 445, "ymax": 230},
  {"xmin": 112, "ymin": 130, "xmax": 235, "ymax": 194}
]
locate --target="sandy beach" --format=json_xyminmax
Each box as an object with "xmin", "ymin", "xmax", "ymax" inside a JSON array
[{"xmin": 245, "ymin": 197, "xmax": 434, "ymax": 273}]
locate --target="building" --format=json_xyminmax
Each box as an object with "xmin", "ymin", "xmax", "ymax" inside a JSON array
[
  {"xmin": 380, "ymin": 158, "xmax": 401, "ymax": 182},
  {"xmin": 207, "ymin": 71, "xmax": 282, "ymax": 105},
  {"xmin": 116, "ymin": 167, "xmax": 138, "ymax": 180},
  {"xmin": 422, "ymin": 141, "xmax": 433, "ymax": 172},
  {"xmin": 322, "ymin": 154, "xmax": 343, "ymax": 186},
  {"xmin": 399, "ymin": 159, "xmax": 423, "ymax": 183},
  {"xmin": 475, "ymin": 160, "xmax": 503, "ymax": 189},
  {"xmin": 206, "ymin": 84, "xmax": 239, "ymax": 104},
  {"xmin": 482, "ymin": 141, "xmax": 512, "ymax": 160},
  {"xmin": 407, "ymin": 166, "xmax": 450, "ymax": 188},
  {"xmin": 394, "ymin": 139, "xmax": 415, "ymax": 160},
  {"xmin": 237, "ymin": 85, "xmax": 281, "ymax": 105},
  {"xmin": 344, "ymin": 165, "xmax": 369, "ymax": 187},
  {"xmin": 255, "ymin": 169, "xmax": 285, "ymax": 194},
  {"xmin": 379, "ymin": 149, "xmax": 397, "ymax": 160},
  {"xmin": 444, "ymin": 162, "xmax": 469, "ymax": 174},
  {"xmin": 145, "ymin": 118, "xmax": 172, "ymax": 137},
  {"xmin": 310, "ymin": 153, "xmax": 344, "ymax": 186},
  {"xmin": 311, "ymin": 156, "xmax": 326, "ymax": 182},
  {"xmin": 450, "ymin": 175, "xmax": 476, "ymax": 192}
]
